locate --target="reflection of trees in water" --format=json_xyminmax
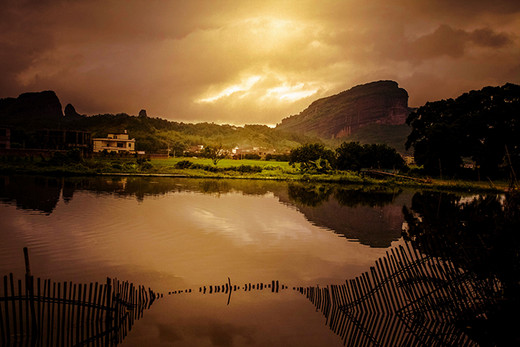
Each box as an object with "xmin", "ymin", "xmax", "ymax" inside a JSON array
[
  {"xmin": 1, "ymin": 175, "xmax": 402, "ymax": 213},
  {"xmin": 0, "ymin": 176, "xmax": 286, "ymax": 212},
  {"xmin": 287, "ymin": 183, "xmax": 402, "ymax": 208},
  {"xmin": 0, "ymin": 176, "xmax": 409, "ymax": 248},
  {"xmin": 287, "ymin": 183, "xmax": 334, "ymax": 207},
  {"xmin": 299, "ymin": 192, "xmax": 520, "ymax": 346},
  {"xmin": 198, "ymin": 180, "xmax": 231, "ymax": 196},
  {"xmin": 334, "ymin": 187, "xmax": 401, "ymax": 208},
  {"xmin": 402, "ymin": 192, "xmax": 520, "ymax": 277},
  {"xmin": 402, "ymin": 191, "xmax": 520, "ymax": 346}
]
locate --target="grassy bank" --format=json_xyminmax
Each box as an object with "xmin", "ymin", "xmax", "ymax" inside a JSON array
[{"xmin": 0, "ymin": 156, "xmax": 511, "ymax": 193}]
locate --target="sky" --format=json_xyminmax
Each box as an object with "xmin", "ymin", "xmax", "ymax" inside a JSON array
[{"xmin": 1, "ymin": 0, "xmax": 519, "ymax": 126}]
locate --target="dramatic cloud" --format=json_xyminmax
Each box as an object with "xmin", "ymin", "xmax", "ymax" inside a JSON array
[{"xmin": 1, "ymin": 0, "xmax": 519, "ymax": 125}]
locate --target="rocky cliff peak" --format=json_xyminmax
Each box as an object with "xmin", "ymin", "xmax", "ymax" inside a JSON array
[
  {"xmin": 0, "ymin": 90, "xmax": 64, "ymax": 126},
  {"xmin": 64, "ymin": 103, "xmax": 84, "ymax": 119},
  {"xmin": 276, "ymin": 80, "xmax": 410, "ymax": 139}
]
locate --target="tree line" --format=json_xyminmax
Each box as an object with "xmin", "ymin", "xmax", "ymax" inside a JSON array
[
  {"xmin": 406, "ymin": 83, "xmax": 520, "ymax": 180},
  {"xmin": 289, "ymin": 142, "xmax": 405, "ymax": 173}
]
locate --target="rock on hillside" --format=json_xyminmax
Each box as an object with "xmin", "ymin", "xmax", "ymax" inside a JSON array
[
  {"xmin": 276, "ymin": 80, "xmax": 410, "ymax": 139},
  {"xmin": 0, "ymin": 90, "xmax": 64, "ymax": 126},
  {"xmin": 64, "ymin": 103, "xmax": 85, "ymax": 120}
]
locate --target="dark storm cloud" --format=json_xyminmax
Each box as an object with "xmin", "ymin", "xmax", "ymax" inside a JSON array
[
  {"xmin": 394, "ymin": 25, "xmax": 514, "ymax": 62},
  {"xmin": 470, "ymin": 28, "xmax": 514, "ymax": 48},
  {"xmin": 0, "ymin": 1, "xmax": 56, "ymax": 95}
]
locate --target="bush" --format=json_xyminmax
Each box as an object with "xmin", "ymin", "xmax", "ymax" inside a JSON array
[
  {"xmin": 175, "ymin": 160, "xmax": 193, "ymax": 169},
  {"xmin": 265, "ymin": 153, "xmax": 290, "ymax": 161},
  {"xmin": 140, "ymin": 161, "xmax": 153, "ymax": 170},
  {"xmin": 244, "ymin": 153, "xmax": 261, "ymax": 160},
  {"xmin": 231, "ymin": 165, "xmax": 262, "ymax": 173}
]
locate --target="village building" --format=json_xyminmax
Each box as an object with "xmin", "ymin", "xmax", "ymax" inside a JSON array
[
  {"xmin": 1, "ymin": 127, "xmax": 92, "ymax": 157},
  {"xmin": 231, "ymin": 146, "xmax": 276, "ymax": 159},
  {"xmin": 36, "ymin": 129, "xmax": 91, "ymax": 152},
  {"xmin": 93, "ymin": 131, "xmax": 136, "ymax": 153}
]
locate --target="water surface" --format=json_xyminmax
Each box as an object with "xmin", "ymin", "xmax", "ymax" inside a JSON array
[{"xmin": 1, "ymin": 176, "xmax": 516, "ymax": 346}]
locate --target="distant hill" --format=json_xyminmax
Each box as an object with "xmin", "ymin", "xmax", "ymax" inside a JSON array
[
  {"xmin": 0, "ymin": 85, "xmax": 412, "ymax": 153},
  {"xmin": 0, "ymin": 90, "xmax": 64, "ymax": 127},
  {"xmin": 0, "ymin": 91, "xmax": 319, "ymax": 153},
  {"xmin": 276, "ymin": 81, "xmax": 410, "ymax": 139}
]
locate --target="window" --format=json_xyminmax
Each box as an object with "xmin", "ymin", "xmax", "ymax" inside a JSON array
[{"xmin": 117, "ymin": 142, "xmax": 124, "ymax": 148}]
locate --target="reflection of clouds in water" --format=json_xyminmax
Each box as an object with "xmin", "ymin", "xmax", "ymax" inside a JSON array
[
  {"xmin": 157, "ymin": 319, "xmax": 255, "ymax": 346},
  {"xmin": 189, "ymin": 193, "xmax": 317, "ymax": 245}
]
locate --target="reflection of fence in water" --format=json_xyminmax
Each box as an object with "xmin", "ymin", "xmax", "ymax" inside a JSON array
[
  {"xmin": 297, "ymin": 242, "xmax": 500, "ymax": 346},
  {"xmin": 0, "ymin": 263, "xmax": 159, "ymax": 346}
]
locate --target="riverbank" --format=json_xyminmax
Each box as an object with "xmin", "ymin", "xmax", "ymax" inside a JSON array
[{"xmin": 0, "ymin": 156, "xmax": 511, "ymax": 193}]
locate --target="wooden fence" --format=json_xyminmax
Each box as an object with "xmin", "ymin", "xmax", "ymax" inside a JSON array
[
  {"xmin": 296, "ymin": 242, "xmax": 501, "ymax": 346},
  {"xmin": 0, "ymin": 249, "xmax": 159, "ymax": 346},
  {"xmin": 168, "ymin": 278, "xmax": 288, "ymax": 305}
]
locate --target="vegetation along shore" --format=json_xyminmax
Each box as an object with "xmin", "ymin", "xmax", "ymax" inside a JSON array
[
  {"xmin": 1, "ymin": 82, "xmax": 518, "ymax": 194},
  {"xmin": 0, "ymin": 154, "xmax": 511, "ymax": 194}
]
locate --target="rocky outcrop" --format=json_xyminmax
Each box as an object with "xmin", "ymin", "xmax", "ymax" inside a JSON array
[
  {"xmin": 276, "ymin": 81, "xmax": 409, "ymax": 139},
  {"xmin": 64, "ymin": 103, "xmax": 84, "ymax": 119},
  {"xmin": 0, "ymin": 90, "xmax": 64, "ymax": 126}
]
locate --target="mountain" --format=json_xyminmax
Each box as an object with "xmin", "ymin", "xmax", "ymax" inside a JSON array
[
  {"xmin": 276, "ymin": 80, "xmax": 410, "ymax": 139},
  {"xmin": 0, "ymin": 90, "xmax": 64, "ymax": 126}
]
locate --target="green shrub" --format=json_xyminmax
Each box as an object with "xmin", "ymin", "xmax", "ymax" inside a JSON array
[
  {"xmin": 175, "ymin": 160, "xmax": 193, "ymax": 169},
  {"xmin": 232, "ymin": 165, "xmax": 262, "ymax": 173}
]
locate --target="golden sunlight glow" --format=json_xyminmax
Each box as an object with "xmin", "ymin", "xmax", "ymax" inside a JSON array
[
  {"xmin": 243, "ymin": 16, "xmax": 300, "ymax": 50},
  {"xmin": 265, "ymin": 83, "xmax": 317, "ymax": 102},
  {"xmin": 192, "ymin": 15, "xmax": 320, "ymax": 109},
  {"xmin": 196, "ymin": 75, "xmax": 262, "ymax": 103}
]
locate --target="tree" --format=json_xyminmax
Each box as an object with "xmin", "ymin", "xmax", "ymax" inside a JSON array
[
  {"xmin": 336, "ymin": 142, "xmax": 405, "ymax": 171},
  {"xmin": 289, "ymin": 143, "xmax": 335, "ymax": 173},
  {"xmin": 169, "ymin": 141, "xmax": 187, "ymax": 157},
  {"xmin": 202, "ymin": 144, "xmax": 225, "ymax": 165},
  {"xmin": 364, "ymin": 144, "xmax": 405, "ymax": 171},
  {"xmin": 335, "ymin": 142, "xmax": 365, "ymax": 171},
  {"xmin": 406, "ymin": 83, "xmax": 520, "ymax": 178}
]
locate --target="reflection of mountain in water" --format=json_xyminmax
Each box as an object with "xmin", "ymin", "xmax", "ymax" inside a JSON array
[
  {"xmin": 0, "ymin": 176, "xmax": 410, "ymax": 247},
  {"xmin": 277, "ymin": 184, "xmax": 410, "ymax": 248},
  {"xmin": 0, "ymin": 176, "xmax": 62, "ymax": 214}
]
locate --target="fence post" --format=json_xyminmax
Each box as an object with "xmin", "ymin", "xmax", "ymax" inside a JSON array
[
  {"xmin": 105, "ymin": 277, "xmax": 112, "ymax": 345},
  {"xmin": 23, "ymin": 247, "xmax": 38, "ymax": 342}
]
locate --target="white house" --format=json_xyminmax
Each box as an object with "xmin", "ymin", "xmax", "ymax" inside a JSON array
[{"xmin": 93, "ymin": 130, "xmax": 136, "ymax": 153}]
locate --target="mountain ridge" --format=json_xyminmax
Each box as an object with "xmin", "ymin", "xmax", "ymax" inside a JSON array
[{"xmin": 276, "ymin": 80, "xmax": 410, "ymax": 139}]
